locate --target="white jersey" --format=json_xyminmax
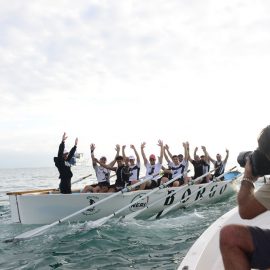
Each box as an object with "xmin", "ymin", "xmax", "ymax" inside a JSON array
[
  {"xmin": 94, "ymin": 164, "xmax": 111, "ymax": 183},
  {"xmin": 180, "ymin": 159, "xmax": 189, "ymax": 174},
  {"xmin": 129, "ymin": 162, "xmax": 140, "ymax": 181},
  {"xmin": 168, "ymin": 161, "xmax": 186, "ymax": 177},
  {"xmin": 145, "ymin": 162, "xmax": 162, "ymax": 182}
]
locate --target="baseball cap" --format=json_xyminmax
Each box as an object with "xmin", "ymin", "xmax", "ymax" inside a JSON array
[
  {"xmin": 149, "ymin": 154, "xmax": 156, "ymax": 160},
  {"xmin": 129, "ymin": 155, "xmax": 135, "ymax": 160}
]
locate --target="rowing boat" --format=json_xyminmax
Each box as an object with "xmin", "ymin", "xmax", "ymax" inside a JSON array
[{"xmin": 7, "ymin": 172, "xmax": 241, "ymax": 225}]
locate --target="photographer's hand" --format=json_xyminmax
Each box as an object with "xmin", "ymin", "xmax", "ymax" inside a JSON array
[
  {"xmin": 243, "ymin": 158, "xmax": 258, "ymax": 182},
  {"xmin": 237, "ymin": 157, "xmax": 266, "ymax": 219}
]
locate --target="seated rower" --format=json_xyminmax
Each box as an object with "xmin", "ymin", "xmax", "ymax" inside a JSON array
[
  {"xmin": 141, "ymin": 140, "xmax": 164, "ymax": 189},
  {"xmin": 95, "ymin": 155, "xmax": 130, "ymax": 192},
  {"xmin": 122, "ymin": 144, "xmax": 144, "ymax": 189},
  {"xmin": 160, "ymin": 142, "xmax": 189, "ymax": 187},
  {"xmin": 82, "ymin": 143, "xmax": 120, "ymax": 193}
]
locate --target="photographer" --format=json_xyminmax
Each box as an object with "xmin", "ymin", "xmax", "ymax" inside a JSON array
[{"xmin": 220, "ymin": 125, "xmax": 270, "ymax": 270}]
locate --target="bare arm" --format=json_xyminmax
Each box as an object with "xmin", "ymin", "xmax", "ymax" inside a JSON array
[
  {"xmin": 141, "ymin": 142, "xmax": 148, "ymax": 165},
  {"xmin": 122, "ymin": 145, "xmax": 126, "ymax": 159},
  {"xmin": 193, "ymin": 147, "xmax": 198, "ymax": 160},
  {"xmin": 158, "ymin": 139, "xmax": 164, "ymax": 164},
  {"xmin": 164, "ymin": 144, "xmax": 171, "ymax": 164},
  {"xmin": 238, "ymin": 159, "xmax": 266, "ymax": 219},
  {"xmin": 95, "ymin": 158, "xmax": 116, "ymax": 171},
  {"xmin": 202, "ymin": 146, "xmax": 214, "ymax": 163},
  {"xmin": 90, "ymin": 143, "xmax": 97, "ymax": 166},
  {"xmin": 108, "ymin": 144, "xmax": 120, "ymax": 167},
  {"xmin": 186, "ymin": 142, "xmax": 193, "ymax": 163},
  {"xmin": 183, "ymin": 142, "xmax": 188, "ymax": 161},
  {"xmin": 166, "ymin": 145, "xmax": 173, "ymax": 159},
  {"xmin": 223, "ymin": 149, "xmax": 229, "ymax": 163},
  {"xmin": 131, "ymin": 144, "xmax": 140, "ymax": 163},
  {"xmin": 202, "ymin": 146, "xmax": 211, "ymax": 163}
]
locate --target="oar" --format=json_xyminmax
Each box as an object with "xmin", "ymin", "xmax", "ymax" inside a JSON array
[
  {"xmin": 71, "ymin": 174, "xmax": 92, "ymax": 185},
  {"xmin": 124, "ymin": 168, "xmax": 218, "ymax": 220},
  {"xmin": 153, "ymin": 166, "xmax": 240, "ymax": 219},
  {"xmin": 6, "ymin": 174, "xmax": 93, "ymax": 196},
  {"xmin": 7, "ymin": 173, "xmax": 158, "ymax": 242},
  {"xmin": 84, "ymin": 172, "xmax": 184, "ymax": 228}
]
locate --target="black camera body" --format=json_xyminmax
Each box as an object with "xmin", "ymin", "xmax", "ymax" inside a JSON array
[{"xmin": 237, "ymin": 150, "xmax": 270, "ymax": 177}]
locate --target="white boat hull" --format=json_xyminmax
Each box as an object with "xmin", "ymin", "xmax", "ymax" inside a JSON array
[
  {"xmin": 9, "ymin": 179, "xmax": 239, "ymax": 225},
  {"xmin": 178, "ymin": 206, "xmax": 270, "ymax": 270}
]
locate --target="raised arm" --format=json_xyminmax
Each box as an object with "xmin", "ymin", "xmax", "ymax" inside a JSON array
[
  {"xmin": 58, "ymin": 132, "xmax": 67, "ymax": 158},
  {"xmin": 122, "ymin": 145, "xmax": 126, "ymax": 159},
  {"xmin": 202, "ymin": 146, "xmax": 212, "ymax": 163},
  {"xmin": 183, "ymin": 142, "xmax": 188, "ymax": 161},
  {"xmin": 193, "ymin": 147, "xmax": 198, "ymax": 160},
  {"xmin": 164, "ymin": 144, "xmax": 171, "ymax": 164},
  {"xmin": 90, "ymin": 143, "xmax": 97, "ymax": 166},
  {"xmin": 108, "ymin": 144, "xmax": 120, "ymax": 167},
  {"xmin": 141, "ymin": 142, "xmax": 148, "ymax": 165},
  {"xmin": 158, "ymin": 139, "xmax": 164, "ymax": 164},
  {"xmin": 67, "ymin": 137, "xmax": 78, "ymax": 161},
  {"xmin": 95, "ymin": 158, "xmax": 115, "ymax": 171},
  {"xmin": 223, "ymin": 149, "xmax": 229, "ymax": 163},
  {"xmin": 130, "ymin": 144, "xmax": 140, "ymax": 163},
  {"xmin": 186, "ymin": 142, "xmax": 193, "ymax": 162}
]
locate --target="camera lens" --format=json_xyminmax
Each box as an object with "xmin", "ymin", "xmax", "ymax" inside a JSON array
[{"xmin": 237, "ymin": 151, "xmax": 253, "ymax": 167}]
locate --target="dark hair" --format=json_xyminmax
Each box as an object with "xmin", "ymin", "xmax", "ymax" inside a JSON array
[
  {"xmin": 116, "ymin": 155, "xmax": 124, "ymax": 161},
  {"xmin": 172, "ymin": 155, "xmax": 178, "ymax": 159},
  {"xmin": 258, "ymin": 125, "xmax": 270, "ymax": 159}
]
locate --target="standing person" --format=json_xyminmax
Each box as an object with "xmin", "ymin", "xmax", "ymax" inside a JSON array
[
  {"xmin": 96, "ymin": 155, "xmax": 130, "ymax": 192},
  {"xmin": 207, "ymin": 148, "xmax": 229, "ymax": 178},
  {"xmin": 141, "ymin": 140, "xmax": 164, "ymax": 189},
  {"xmin": 54, "ymin": 132, "xmax": 78, "ymax": 194},
  {"xmin": 122, "ymin": 144, "xmax": 141, "ymax": 186},
  {"xmin": 219, "ymin": 125, "xmax": 270, "ymax": 270},
  {"xmin": 82, "ymin": 144, "xmax": 120, "ymax": 193}
]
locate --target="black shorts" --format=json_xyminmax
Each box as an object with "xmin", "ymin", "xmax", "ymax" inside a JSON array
[
  {"xmin": 145, "ymin": 180, "xmax": 159, "ymax": 189},
  {"xmin": 98, "ymin": 182, "xmax": 110, "ymax": 187},
  {"xmin": 109, "ymin": 184, "xmax": 125, "ymax": 191},
  {"xmin": 249, "ymin": 226, "xmax": 270, "ymax": 269},
  {"xmin": 167, "ymin": 176, "xmax": 184, "ymax": 187}
]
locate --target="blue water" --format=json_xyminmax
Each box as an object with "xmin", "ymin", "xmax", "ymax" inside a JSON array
[{"xmin": 0, "ymin": 166, "xmax": 237, "ymax": 269}]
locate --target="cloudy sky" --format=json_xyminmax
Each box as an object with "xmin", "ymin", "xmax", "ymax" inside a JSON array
[{"xmin": 0, "ymin": 0, "xmax": 269, "ymax": 168}]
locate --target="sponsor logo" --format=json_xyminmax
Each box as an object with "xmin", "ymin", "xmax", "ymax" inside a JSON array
[
  {"xmin": 129, "ymin": 193, "xmax": 149, "ymax": 212},
  {"xmin": 82, "ymin": 195, "xmax": 101, "ymax": 216}
]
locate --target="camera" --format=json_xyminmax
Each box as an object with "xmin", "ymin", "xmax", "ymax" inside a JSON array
[
  {"xmin": 237, "ymin": 150, "xmax": 270, "ymax": 176},
  {"xmin": 237, "ymin": 125, "xmax": 270, "ymax": 176}
]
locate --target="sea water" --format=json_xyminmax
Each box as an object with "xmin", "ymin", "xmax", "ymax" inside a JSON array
[{"xmin": 0, "ymin": 166, "xmax": 237, "ymax": 270}]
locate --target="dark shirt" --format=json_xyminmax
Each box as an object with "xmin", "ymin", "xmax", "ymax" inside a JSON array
[
  {"xmin": 115, "ymin": 165, "xmax": 130, "ymax": 188},
  {"xmin": 54, "ymin": 141, "xmax": 76, "ymax": 193},
  {"xmin": 191, "ymin": 160, "xmax": 203, "ymax": 179}
]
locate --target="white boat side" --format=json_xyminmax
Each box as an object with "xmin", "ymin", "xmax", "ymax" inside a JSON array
[
  {"xmin": 8, "ymin": 177, "xmax": 240, "ymax": 225},
  {"xmin": 178, "ymin": 206, "xmax": 270, "ymax": 270}
]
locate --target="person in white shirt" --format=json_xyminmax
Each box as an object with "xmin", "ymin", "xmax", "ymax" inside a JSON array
[
  {"xmin": 141, "ymin": 140, "xmax": 164, "ymax": 189},
  {"xmin": 122, "ymin": 144, "xmax": 141, "ymax": 186},
  {"xmin": 161, "ymin": 142, "xmax": 189, "ymax": 186},
  {"xmin": 82, "ymin": 143, "xmax": 120, "ymax": 193}
]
